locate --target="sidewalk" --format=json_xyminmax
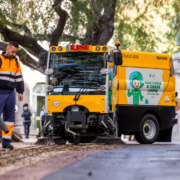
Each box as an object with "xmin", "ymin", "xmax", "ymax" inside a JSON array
[
  {"xmin": 21, "ymin": 138, "xmax": 37, "ymax": 144},
  {"xmin": 0, "ymin": 138, "xmax": 37, "ymax": 149},
  {"xmin": 0, "ymin": 142, "xmax": 35, "ymax": 149}
]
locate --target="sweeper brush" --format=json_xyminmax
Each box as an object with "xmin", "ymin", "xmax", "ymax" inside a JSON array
[
  {"xmin": 91, "ymin": 136, "xmax": 124, "ymax": 145},
  {"xmin": 35, "ymin": 136, "xmax": 66, "ymax": 145}
]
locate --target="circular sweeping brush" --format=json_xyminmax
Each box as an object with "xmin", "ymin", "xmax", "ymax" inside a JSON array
[
  {"xmin": 35, "ymin": 136, "xmax": 66, "ymax": 145},
  {"xmin": 91, "ymin": 136, "xmax": 124, "ymax": 145}
]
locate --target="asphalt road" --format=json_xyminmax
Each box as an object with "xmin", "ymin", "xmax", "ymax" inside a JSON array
[{"xmin": 42, "ymin": 142, "xmax": 180, "ymax": 180}]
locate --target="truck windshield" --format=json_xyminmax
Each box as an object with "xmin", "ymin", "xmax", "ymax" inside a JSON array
[{"xmin": 48, "ymin": 52, "xmax": 106, "ymax": 95}]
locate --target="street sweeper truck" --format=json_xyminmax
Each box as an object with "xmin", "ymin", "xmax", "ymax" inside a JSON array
[{"xmin": 37, "ymin": 40, "xmax": 177, "ymax": 145}]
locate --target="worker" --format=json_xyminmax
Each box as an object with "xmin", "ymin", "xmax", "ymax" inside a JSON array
[
  {"xmin": 0, "ymin": 41, "xmax": 24, "ymax": 149},
  {"xmin": 176, "ymin": 98, "xmax": 180, "ymax": 111}
]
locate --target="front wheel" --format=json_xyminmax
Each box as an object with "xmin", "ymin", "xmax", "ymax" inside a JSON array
[
  {"xmin": 138, "ymin": 114, "xmax": 159, "ymax": 144},
  {"xmin": 74, "ymin": 135, "xmax": 80, "ymax": 145}
]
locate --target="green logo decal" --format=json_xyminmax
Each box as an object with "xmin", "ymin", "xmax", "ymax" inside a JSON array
[
  {"xmin": 145, "ymin": 99, "xmax": 149, "ymax": 104},
  {"xmin": 127, "ymin": 71, "xmax": 144, "ymax": 105}
]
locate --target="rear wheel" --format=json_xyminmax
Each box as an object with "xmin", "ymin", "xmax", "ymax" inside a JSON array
[
  {"xmin": 138, "ymin": 114, "xmax": 159, "ymax": 144},
  {"xmin": 134, "ymin": 133, "xmax": 144, "ymax": 144}
]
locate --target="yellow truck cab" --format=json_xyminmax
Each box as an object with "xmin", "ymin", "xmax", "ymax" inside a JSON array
[
  {"xmin": 39, "ymin": 43, "xmax": 117, "ymax": 144},
  {"xmin": 109, "ymin": 41, "xmax": 177, "ymax": 143},
  {"xmin": 38, "ymin": 41, "xmax": 177, "ymax": 144}
]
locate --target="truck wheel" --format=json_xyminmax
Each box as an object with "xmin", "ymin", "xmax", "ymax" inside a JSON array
[
  {"xmin": 134, "ymin": 133, "xmax": 144, "ymax": 144},
  {"xmin": 113, "ymin": 109, "xmax": 120, "ymax": 137},
  {"xmin": 74, "ymin": 135, "xmax": 80, "ymax": 145},
  {"xmin": 139, "ymin": 114, "xmax": 159, "ymax": 144}
]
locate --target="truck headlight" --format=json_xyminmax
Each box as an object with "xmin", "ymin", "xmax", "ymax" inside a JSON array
[
  {"xmin": 100, "ymin": 68, "xmax": 109, "ymax": 75},
  {"xmin": 100, "ymin": 85, "xmax": 107, "ymax": 91},
  {"xmin": 96, "ymin": 46, "xmax": 100, "ymax": 51},
  {"xmin": 51, "ymin": 47, "xmax": 56, "ymax": 51},
  {"xmin": 53, "ymin": 101, "xmax": 60, "ymax": 106},
  {"xmin": 58, "ymin": 46, "xmax": 62, "ymax": 51},
  {"xmin": 46, "ymin": 85, "xmax": 53, "ymax": 92},
  {"xmin": 45, "ymin": 68, "xmax": 54, "ymax": 75},
  {"xmin": 102, "ymin": 46, "xmax": 107, "ymax": 51}
]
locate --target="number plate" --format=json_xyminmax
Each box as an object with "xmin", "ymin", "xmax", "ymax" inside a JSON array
[{"xmin": 72, "ymin": 106, "xmax": 79, "ymax": 111}]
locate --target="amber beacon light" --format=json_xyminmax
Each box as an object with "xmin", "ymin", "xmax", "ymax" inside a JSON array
[{"xmin": 114, "ymin": 41, "xmax": 121, "ymax": 50}]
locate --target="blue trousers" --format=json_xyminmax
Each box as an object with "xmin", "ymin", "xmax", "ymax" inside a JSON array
[
  {"xmin": 0, "ymin": 91, "xmax": 15, "ymax": 146},
  {"xmin": 23, "ymin": 122, "xmax": 31, "ymax": 138}
]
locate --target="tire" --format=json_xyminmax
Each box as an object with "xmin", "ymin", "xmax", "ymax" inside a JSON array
[
  {"xmin": 138, "ymin": 114, "xmax": 159, "ymax": 144},
  {"xmin": 134, "ymin": 133, "xmax": 144, "ymax": 144},
  {"xmin": 157, "ymin": 127, "xmax": 172, "ymax": 142},
  {"xmin": 74, "ymin": 135, "xmax": 80, "ymax": 145},
  {"xmin": 112, "ymin": 109, "xmax": 120, "ymax": 137}
]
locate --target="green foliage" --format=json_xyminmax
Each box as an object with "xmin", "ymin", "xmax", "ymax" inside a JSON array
[
  {"xmin": 114, "ymin": 0, "xmax": 179, "ymax": 55},
  {"xmin": 65, "ymin": 0, "xmax": 112, "ymax": 39},
  {"xmin": 0, "ymin": 0, "xmax": 21, "ymax": 26},
  {"xmin": 172, "ymin": 1, "xmax": 180, "ymax": 47},
  {"xmin": 0, "ymin": 0, "xmax": 112, "ymax": 41},
  {"xmin": 1, "ymin": 0, "xmax": 180, "ymax": 56}
]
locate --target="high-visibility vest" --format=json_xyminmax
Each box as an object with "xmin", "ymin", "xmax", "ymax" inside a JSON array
[{"xmin": 0, "ymin": 52, "xmax": 24, "ymax": 94}]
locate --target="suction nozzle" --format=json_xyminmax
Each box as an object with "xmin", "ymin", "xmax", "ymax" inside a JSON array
[{"xmin": 0, "ymin": 117, "xmax": 9, "ymax": 134}]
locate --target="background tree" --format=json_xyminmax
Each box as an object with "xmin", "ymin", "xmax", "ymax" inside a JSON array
[
  {"xmin": 0, "ymin": 0, "xmax": 180, "ymax": 73},
  {"xmin": 0, "ymin": 0, "xmax": 116, "ymax": 73},
  {"xmin": 115, "ymin": 0, "xmax": 179, "ymax": 54}
]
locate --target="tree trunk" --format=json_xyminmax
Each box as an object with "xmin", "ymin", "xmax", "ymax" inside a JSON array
[{"xmin": 98, "ymin": 19, "xmax": 115, "ymax": 45}]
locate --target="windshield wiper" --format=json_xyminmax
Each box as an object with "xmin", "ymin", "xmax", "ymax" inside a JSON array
[{"xmin": 73, "ymin": 70, "xmax": 99, "ymax": 101}]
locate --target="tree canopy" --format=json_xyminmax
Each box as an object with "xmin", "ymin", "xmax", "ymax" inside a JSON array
[
  {"xmin": 0, "ymin": 0, "xmax": 180, "ymax": 73},
  {"xmin": 115, "ymin": 0, "xmax": 179, "ymax": 54}
]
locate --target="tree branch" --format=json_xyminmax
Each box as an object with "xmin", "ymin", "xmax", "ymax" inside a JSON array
[
  {"xmin": 98, "ymin": 18, "xmax": 114, "ymax": 45},
  {"xmin": 50, "ymin": 0, "xmax": 68, "ymax": 46},
  {"xmin": 91, "ymin": 0, "xmax": 116, "ymax": 45},
  {"xmin": 12, "ymin": 23, "xmax": 31, "ymax": 35},
  {"xmin": 80, "ymin": 29, "xmax": 93, "ymax": 45},
  {"xmin": 91, "ymin": 0, "xmax": 104, "ymax": 16},
  {"xmin": 0, "ymin": 41, "xmax": 45, "ymax": 74},
  {"xmin": 69, "ymin": 0, "xmax": 77, "ymax": 2},
  {"xmin": 11, "ymin": 23, "xmax": 51, "ymax": 41},
  {"xmin": 18, "ymin": 49, "xmax": 45, "ymax": 74},
  {"xmin": 0, "ymin": 25, "xmax": 45, "ymax": 57},
  {"xmin": 32, "ymin": 34, "xmax": 51, "ymax": 41},
  {"xmin": 59, "ymin": 33, "xmax": 83, "ymax": 43}
]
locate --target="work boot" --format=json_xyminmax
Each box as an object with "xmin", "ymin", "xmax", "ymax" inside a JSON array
[{"xmin": 3, "ymin": 144, "xmax": 14, "ymax": 150}]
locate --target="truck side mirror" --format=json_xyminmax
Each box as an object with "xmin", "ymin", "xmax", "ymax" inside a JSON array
[
  {"xmin": 114, "ymin": 51, "xmax": 123, "ymax": 65},
  {"xmin": 105, "ymin": 54, "xmax": 113, "ymax": 62},
  {"xmin": 39, "ymin": 51, "xmax": 47, "ymax": 66}
]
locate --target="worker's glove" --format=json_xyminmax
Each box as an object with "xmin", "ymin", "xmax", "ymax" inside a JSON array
[{"xmin": 52, "ymin": 77, "xmax": 58, "ymax": 85}]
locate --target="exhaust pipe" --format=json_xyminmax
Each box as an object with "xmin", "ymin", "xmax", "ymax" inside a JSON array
[{"xmin": 0, "ymin": 117, "xmax": 9, "ymax": 134}]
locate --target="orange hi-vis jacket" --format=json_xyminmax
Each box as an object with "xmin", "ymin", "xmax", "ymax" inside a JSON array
[{"xmin": 0, "ymin": 52, "xmax": 24, "ymax": 94}]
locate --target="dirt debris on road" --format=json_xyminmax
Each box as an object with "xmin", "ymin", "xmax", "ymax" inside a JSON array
[{"xmin": 0, "ymin": 143, "xmax": 121, "ymax": 180}]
